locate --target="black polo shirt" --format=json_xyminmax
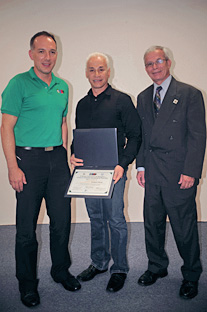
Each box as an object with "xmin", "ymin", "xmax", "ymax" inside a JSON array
[{"xmin": 72, "ymin": 85, "xmax": 141, "ymax": 169}]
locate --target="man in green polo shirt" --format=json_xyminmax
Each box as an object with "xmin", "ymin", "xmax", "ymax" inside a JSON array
[{"xmin": 1, "ymin": 31, "xmax": 81, "ymax": 308}]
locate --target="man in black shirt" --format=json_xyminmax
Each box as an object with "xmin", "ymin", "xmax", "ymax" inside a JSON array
[{"xmin": 71, "ymin": 52, "xmax": 141, "ymax": 292}]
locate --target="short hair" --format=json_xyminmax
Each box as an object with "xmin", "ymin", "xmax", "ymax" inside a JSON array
[
  {"xmin": 30, "ymin": 31, "xmax": 57, "ymax": 49},
  {"xmin": 86, "ymin": 52, "xmax": 110, "ymax": 69},
  {"xmin": 144, "ymin": 45, "xmax": 171, "ymax": 61}
]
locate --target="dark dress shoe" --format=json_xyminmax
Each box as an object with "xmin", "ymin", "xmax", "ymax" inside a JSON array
[
  {"xmin": 21, "ymin": 290, "xmax": 40, "ymax": 307},
  {"xmin": 77, "ymin": 264, "xmax": 107, "ymax": 281},
  {"xmin": 138, "ymin": 270, "xmax": 168, "ymax": 286},
  {"xmin": 179, "ymin": 280, "xmax": 198, "ymax": 299},
  {"xmin": 56, "ymin": 273, "xmax": 81, "ymax": 291},
  {"xmin": 106, "ymin": 273, "xmax": 127, "ymax": 292}
]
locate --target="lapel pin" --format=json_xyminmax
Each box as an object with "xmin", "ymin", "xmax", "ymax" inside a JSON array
[{"xmin": 173, "ymin": 99, "xmax": 178, "ymax": 105}]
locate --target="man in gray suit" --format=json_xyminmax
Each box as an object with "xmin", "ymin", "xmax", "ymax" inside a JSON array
[{"xmin": 136, "ymin": 46, "xmax": 206, "ymax": 299}]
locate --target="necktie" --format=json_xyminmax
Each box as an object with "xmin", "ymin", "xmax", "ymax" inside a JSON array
[{"xmin": 154, "ymin": 86, "xmax": 162, "ymax": 116}]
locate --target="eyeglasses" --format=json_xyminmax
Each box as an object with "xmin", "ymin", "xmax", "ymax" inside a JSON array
[{"xmin": 145, "ymin": 58, "xmax": 168, "ymax": 68}]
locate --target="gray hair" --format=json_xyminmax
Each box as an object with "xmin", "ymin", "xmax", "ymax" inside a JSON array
[
  {"xmin": 144, "ymin": 45, "xmax": 171, "ymax": 62},
  {"xmin": 86, "ymin": 52, "xmax": 110, "ymax": 69}
]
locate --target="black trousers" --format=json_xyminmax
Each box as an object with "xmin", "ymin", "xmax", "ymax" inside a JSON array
[
  {"xmin": 144, "ymin": 182, "xmax": 202, "ymax": 282},
  {"xmin": 15, "ymin": 146, "xmax": 71, "ymax": 292}
]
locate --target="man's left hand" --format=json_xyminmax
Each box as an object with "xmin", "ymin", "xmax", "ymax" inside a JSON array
[
  {"xmin": 113, "ymin": 165, "xmax": 124, "ymax": 184},
  {"xmin": 178, "ymin": 174, "xmax": 195, "ymax": 189}
]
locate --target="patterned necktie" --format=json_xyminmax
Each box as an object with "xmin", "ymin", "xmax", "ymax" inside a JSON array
[{"xmin": 154, "ymin": 86, "xmax": 162, "ymax": 116}]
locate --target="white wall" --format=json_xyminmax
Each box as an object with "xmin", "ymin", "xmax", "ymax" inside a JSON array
[{"xmin": 0, "ymin": 0, "xmax": 207, "ymax": 225}]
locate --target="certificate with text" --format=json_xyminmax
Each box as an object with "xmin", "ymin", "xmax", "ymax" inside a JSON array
[{"xmin": 66, "ymin": 169, "xmax": 115, "ymax": 198}]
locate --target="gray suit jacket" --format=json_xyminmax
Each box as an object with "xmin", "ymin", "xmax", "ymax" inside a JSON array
[{"xmin": 136, "ymin": 77, "xmax": 206, "ymax": 187}]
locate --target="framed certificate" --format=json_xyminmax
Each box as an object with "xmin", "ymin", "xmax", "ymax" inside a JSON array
[{"xmin": 65, "ymin": 128, "xmax": 118, "ymax": 198}]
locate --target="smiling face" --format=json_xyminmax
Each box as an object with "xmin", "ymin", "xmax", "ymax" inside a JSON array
[
  {"xmin": 144, "ymin": 49, "xmax": 171, "ymax": 85},
  {"xmin": 86, "ymin": 55, "xmax": 110, "ymax": 96},
  {"xmin": 29, "ymin": 35, "xmax": 57, "ymax": 81}
]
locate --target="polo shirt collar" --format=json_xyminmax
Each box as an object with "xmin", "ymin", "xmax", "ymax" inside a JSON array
[
  {"xmin": 88, "ymin": 84, "xmax": 111, "ymax": 98},
  {"xmin": 29, "ymin": 67, "xmax": 59, "ymax": 87}
]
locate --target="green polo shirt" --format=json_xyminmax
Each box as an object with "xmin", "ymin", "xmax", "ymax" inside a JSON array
[{"xmin": 1, "ymin": 67, "xmax": 69, "ymax": 147}]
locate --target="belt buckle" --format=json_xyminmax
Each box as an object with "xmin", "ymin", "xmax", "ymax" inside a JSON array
[{"xmin": 45, "ymin": 146, "xmax": 54, "ymax": 152}]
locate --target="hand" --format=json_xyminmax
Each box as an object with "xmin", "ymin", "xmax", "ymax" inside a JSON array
[
  {"xmin": 70, "ymin": 153, "xmax": 84, "ymax": 168},
  {"xmin": 113, "ymin": 165, "xmax": 124, "ymax": 184},
  {"xmin": 178, "ymin": 174, "xmax": 195, "ymax": 189},
  {"xmin": 137, "ymin": 171, "xmax": 145, "ymax": 188},
  {"xmin": 8, "ymin": 167, "xmax": 27, "ymax": 192}
]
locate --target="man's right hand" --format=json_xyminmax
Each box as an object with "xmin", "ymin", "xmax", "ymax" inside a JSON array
[
  {"xmin": 136, "ymin": 171, "xmax": 145, "ymax": 188},
  {"xmin": 8, "ymin": 167, "xmax": 27, "ymax": 192},
  {"xmin": 70, "ymin": 154, "xmax": 84, "ymax": 168}
]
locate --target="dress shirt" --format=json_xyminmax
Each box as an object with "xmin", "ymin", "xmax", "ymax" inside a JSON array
[{"xmin": 153, "ymin": 75, "xmax": 172, "ymax": 104}]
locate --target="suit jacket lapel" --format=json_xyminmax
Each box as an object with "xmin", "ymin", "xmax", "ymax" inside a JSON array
[{"xmin": 150, "ymin": 77, "xmax": 181, "ymax": 142}]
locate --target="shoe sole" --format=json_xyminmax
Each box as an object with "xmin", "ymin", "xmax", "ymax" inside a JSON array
[
  {"xmin": 21, "ymin": 299, "xmax": 40, "ymax": 307},
  {"xmin": 179, "ymin": 291, "xmax": 198, "ymax": 300},
  {"xmin": 106, "ymin": 284, "xmax": 125, "ymax": 292},
  {"xmin": 54, "ymin": 279, "xmax": 81, "ymax": 291}
]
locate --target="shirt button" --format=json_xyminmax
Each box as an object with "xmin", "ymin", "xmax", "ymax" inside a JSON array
[{"xmin": 169, "ymin": 136, "xmax": 173, "ymax": 140}]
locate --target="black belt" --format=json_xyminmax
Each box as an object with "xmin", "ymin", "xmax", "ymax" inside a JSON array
[{"xmin": 16, "ymin": 145, "xmax": 61, "ymax": 152}]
